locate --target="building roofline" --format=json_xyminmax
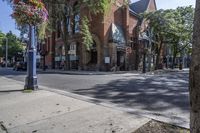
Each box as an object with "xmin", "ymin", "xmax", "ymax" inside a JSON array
[
  {"xmin": 129, "ymin": 9, "xmax": 140, "ymax": 18},
  {"xmin": 146, "ymin": 0, "xmax": 157, "ymax": 11}
]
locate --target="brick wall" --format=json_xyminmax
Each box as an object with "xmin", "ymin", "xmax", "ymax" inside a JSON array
[{"xmin": 44, "ymin": 0, "xmax": 156, "ymax": 71}]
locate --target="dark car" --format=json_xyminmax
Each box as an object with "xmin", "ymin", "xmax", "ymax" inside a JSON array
[
  {"xmin": 13, "ymin": 61, "xmax": 27, "ymax": 71},
  {"xmin": 0, "ymin": 62, "xmax": 5, "ymax": 67}
]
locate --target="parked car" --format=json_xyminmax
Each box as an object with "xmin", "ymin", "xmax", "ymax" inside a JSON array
[
  {"xmin": 0, "ymin": 62, "xmax": 5, "ymax": 67},
  {"xmin": 13, "ymin": 61, "xmax": 27, "ymax": 71}
]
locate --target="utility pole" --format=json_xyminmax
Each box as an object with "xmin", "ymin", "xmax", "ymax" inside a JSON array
[
  {"xmin": 5, "ymin": 37, "xmax": 8, "ymax": 68},
  {"xmin": 24, "ymin": 26, "xmax": 38, "ymax": 90}
]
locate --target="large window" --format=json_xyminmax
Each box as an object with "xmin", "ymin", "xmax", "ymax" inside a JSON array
[
  {"xmin": 73, "ymin": 2, "xmax": 80, "ymax": 34},
  {"xmin": 66, "ymin": 16, "xmax": 71, "ymax": 33},
  {"xmin": 74, "ymin": 15, "xmax": 80, "ymax": 33}
]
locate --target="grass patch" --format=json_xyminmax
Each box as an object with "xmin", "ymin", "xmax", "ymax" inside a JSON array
[
  {"xmin": 133, "ymin": 120, "xmax": 190, "ymax": 133},
  {"xmin": 23, "ymin": 89, "xmax": 33, "ymax": 93}
]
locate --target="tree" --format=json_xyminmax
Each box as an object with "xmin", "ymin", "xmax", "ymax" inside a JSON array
[
  {"xmin": 0, "ymin": 31, "xmax": 6, "ymax": 57},
  {"xmin": 189, "ymin": 0, "xmax": 200, "ymax": 132},
  {"xmin": 166, "ymin": 6, "xmax": 194, "ymax": 69},
  {"xmin": 143, "ymin": 9, "xmax": 173, "ymax": 69},
  {"xmin": 6, "ymin": 31, "xmax": 24, "ymax": 60},
  {"xmin": 143, "ymin": 6, "xmax": 194, "ymax": 69},
  {"xmin": 0, "ymin": 30, "xmax": 24, "ymax": 61}
]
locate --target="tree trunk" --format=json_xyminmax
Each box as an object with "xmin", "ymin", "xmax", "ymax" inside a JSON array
[
  {"xmin": 135, "ymin": 41, "xmax": 139, "ymax": 71},
  {"xmin": 171, "ymin": 43, "xmax": 178, "ymax": 69},
  {"xmin": 172, "ymin": 52, "xmax": 177, "ymax": 69},
  {"xmin": 189, "ymin": 0, "xmax": 200, "ymax": 132},
  {"xmin": 172, "ymin": 56, "xmax": 175, "ymax": 69},
  {"xmin": 155, "ymin": 41, "xmax": 163, "ymax": 70},
  {"xmin": 135, "ymin": 26, "xmax": 140, "ymax": 71},
  {"xmin": 43, "ymin": 55, "xmax": 46, "ymax": 71},
  {"xmin": 62, "ymin": 14, "xmax": 70, "ymax": 70},
  {"xmin": 51, "ymin": 31, "xmax": 56, "ymax": 69}
]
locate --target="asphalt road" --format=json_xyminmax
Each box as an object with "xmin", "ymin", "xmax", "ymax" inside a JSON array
[{"xmin": 0, "ymin": 67, "xmax": 190, "ymax": 128}]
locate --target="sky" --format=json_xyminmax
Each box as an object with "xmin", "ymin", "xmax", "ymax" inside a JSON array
[
  {"xmin": 156, "ymin": 0, "xmax": 195, "ymax": 10},
  {"xmin": 0, "ymin": 0, "xmax": 20, "ymax": 36},
  {"xmin": 0, "ymin": 0, "xmax": 196, "ymax": 37}
]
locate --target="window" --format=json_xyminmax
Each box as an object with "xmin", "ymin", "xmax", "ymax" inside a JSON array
[
  {"xmin": 66, "ymin": 16, "xmax": 71, "ymax": 33},
  {"xmin": 73, "ymin": 2, "xmax": 80, "ymax": 34},
  {"xmin": 74, "ymin": 15, "xmax": 80, "ymax": 33}
]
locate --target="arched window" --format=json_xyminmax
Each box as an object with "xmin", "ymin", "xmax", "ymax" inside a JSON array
[
  {"xmin": 65, "ymin": 5, "xmax": 71, "ymax": 33},
  {"xmin": 73, "ymin": 2, "xmax": 80, "ymax": 34}
]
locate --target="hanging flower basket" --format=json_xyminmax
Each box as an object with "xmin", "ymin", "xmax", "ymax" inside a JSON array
[{"xmin": 11, "ymin": 0, "xmax": 48, "ymax": 26}]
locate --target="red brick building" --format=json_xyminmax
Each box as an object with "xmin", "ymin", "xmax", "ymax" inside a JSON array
[{"xmin": 41, "ymin": 0, "xmax": 156, "ymax": 71}]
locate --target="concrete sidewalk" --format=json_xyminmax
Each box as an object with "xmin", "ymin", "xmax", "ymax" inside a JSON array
[
  {"xmin": 36, "ymin": 68, "xmax": 187, "ymax": 76},
  {"xmin": 0, "ymin": 77, "xmax": 150, "ymax": 133},
  {"xmin": 37, "ymin": 69, "xmax": 140, "ymax": 75}
]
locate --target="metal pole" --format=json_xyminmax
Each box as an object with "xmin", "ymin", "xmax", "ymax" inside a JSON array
[
  {"xmin": 5, "ymin": 37, "xmax": 8, "ymax": 68},
  {"xmin": 24, "ymin": 26, "xmax": 38, "ymax": 90}
]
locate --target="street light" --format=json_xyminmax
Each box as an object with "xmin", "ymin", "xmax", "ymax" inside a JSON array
[
  {"xmin": 24, "ymin": 26, "xmax": 38, "ymax": 90},
  {"xmin": 4, "ymin": 37, "xmax": 8, "ymax": 68}
]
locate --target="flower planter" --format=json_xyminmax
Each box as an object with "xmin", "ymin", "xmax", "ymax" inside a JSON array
[{"xmin": 12, "ymin": 0, "xmax": 48, "ymax": 26}]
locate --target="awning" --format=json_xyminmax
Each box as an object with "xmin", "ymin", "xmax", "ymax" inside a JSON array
[{"xmin": 109, "ymin": 23, "xmax": 126, "ymax": 45}]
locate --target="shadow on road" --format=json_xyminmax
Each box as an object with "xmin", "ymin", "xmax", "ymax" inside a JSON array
[{"xmin": 73, "ymin": 71, "xmax": 189, "ymax": 113}]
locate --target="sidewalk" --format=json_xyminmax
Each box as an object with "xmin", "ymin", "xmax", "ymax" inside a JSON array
[
  {"xmin": 0, "ymin": 77, "xmax": 150, "ymax": 133},
  {"xmin": 37, "ymin": 68, "xmax": 187, "ymax": 75},
  {"xmin": 37, "ymin": 69, "xmax": 140, "ymax": 75}
]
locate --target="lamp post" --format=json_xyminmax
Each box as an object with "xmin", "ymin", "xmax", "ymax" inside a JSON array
[
  {"xmin": 24, "ymin": 26, "xmax": 38, "ymax": 90},
  {"xmin": 5, "ymin": 37, "xmax": 8, "ymax": 68}
]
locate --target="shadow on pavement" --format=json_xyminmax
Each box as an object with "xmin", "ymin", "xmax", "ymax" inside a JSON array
[{"xmin": 73, "ymin": 71, "xmax": 189, "ymax": 113}]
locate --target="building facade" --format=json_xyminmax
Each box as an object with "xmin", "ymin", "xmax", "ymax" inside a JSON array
[{"xmin": 41, "ymin": 0, "xmax": 157, "ymax": 71}]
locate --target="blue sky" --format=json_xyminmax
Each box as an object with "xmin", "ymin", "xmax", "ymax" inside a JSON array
[
  {"xmin": 0, "ymin": 0, "xmax": 196, "ymax": 37},
  {"xmin": 0, "ymin": 0, "xmax": 20, "ymax": 36},
  {"xmin": 156, "ymin": 0, "xmax": 195, "ymax": 9}
]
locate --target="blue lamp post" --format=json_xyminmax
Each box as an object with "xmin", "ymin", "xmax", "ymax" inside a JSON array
[
  {"xmin": 12, "ymin": 0, "xmax": 48, "ymax": 90},
  {"xmin": 24, "ymin": 26, "xmax": 38, "ymax": 90}
]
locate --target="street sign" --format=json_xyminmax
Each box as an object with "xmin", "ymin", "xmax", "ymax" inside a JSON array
[{"xmin": 105, "ymin": 57, "xmax": 110, "ymax": 64}]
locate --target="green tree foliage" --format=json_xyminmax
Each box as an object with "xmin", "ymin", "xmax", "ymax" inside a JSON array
[
  {"xmin": 0, "ymin": 31, "xmax": 24, "ymax": 60},
  {"xmin": 143, "ymin": 9, "xmax": 171, "ymax": 69},
  {"xmin": 143, "ymin": 6, "xmax": 194, "ymax": 69},
  {"xmin": 165, "ymin": 6, "xmax": 194, "ymax": 68},
  {"xmin": 82, "ymin": 0, "xmax": 113, "ymax": 14},
  {"xmin": 80, "ymin": 16, "xmax": 93, "ymax": 51},
  {"xmin": 0, "ymin": 31, "xmax": 6, "ymax": 57}
]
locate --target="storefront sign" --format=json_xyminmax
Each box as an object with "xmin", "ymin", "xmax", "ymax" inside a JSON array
[
  {"xmin": 105, "ymin": 57, "xmax": 110, "ymax": 64},
  {"xmin": 68, "ymin": 50, "xmax": 76, "ymax": 55}
]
